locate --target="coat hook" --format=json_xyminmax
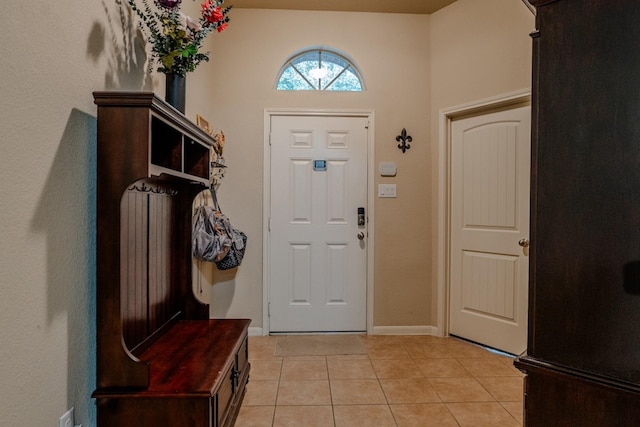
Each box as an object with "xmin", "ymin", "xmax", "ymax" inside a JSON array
[{"xmin": 396, "ymin": 128, "xmax": 412, "ymax": 153}]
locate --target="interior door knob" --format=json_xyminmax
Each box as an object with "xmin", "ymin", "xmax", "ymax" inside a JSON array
[
  {"xmin": 357, "ymin": 232, "xmax": 365, "ymax": 240},
  {"xmin": 518, "ymin": 238, "xmax": 529, "ymax": 248}
]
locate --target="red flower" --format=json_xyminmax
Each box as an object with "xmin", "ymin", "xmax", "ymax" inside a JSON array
[
  {"xmin": 216, "ymin": 22, "xmax": 228, "ymax": 32},
  {"xmin": 212, "ymin": 7, "xmax": 223, "ymax": 22},
  {"xmin": 201, "ymin": 0, "xmax": 213, "ymax": 12},
  {"xmin": 202, "ymin": 1, "xmax": 225, "ymax": 24}
]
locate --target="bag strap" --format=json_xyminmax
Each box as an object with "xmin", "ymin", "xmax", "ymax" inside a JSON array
[{"xmin": 209, "ymin": 185, "xmax": 222, "ymax": 211}]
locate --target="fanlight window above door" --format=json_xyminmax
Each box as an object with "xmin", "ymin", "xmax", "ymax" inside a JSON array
[{"xmin": 276, "ymin": 49, "xmax": 364, "ymax": 91}]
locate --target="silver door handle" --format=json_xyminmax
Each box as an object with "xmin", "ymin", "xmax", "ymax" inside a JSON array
[
  {"xmin": 357, "ymin": 232, "xmax": 365, "ymax": 240},
  {"xmin": 518, "ymin": 238, "xmax": 529, "ymax": 248}
]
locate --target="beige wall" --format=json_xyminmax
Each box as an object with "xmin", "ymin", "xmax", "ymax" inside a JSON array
[
  {"xmin": 429, "ymin": 0, "xmax": 534, "ymax": 325},
  {"xmin": 0, "ymin": 0, "xmax": 532, "ymax": 425},
  {"xmin": 0, "ymin": 1, "xmax": 151, "ymax": 425},
  {"xmin": 188, "ymin": 9, "xmax": 433, "ymax": 330}
]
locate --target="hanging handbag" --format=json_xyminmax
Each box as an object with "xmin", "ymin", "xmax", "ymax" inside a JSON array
[
  {"xmin": 215, "ymin": 230, "xmax": 247, "ymax": 270},
  {"xmin": 192, "ymin": 186, "xmax": 247, "ymax": 269},
  {"xmin": 192, "ymin": 188, "xmax": 231, "ymax": 262},
  {"xmin": 211, "ymin": 187, "xmax": 247, "ymax": 270}
]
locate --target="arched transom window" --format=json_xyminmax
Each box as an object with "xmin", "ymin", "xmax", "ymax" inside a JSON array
[{"xmin": 276, "ymin": 48, "xmax": 364, "ymax": 91}]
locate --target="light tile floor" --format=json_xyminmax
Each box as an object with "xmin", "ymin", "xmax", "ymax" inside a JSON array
[{"xmin": 236, "ymin": 335, "xmax": 523, "ymax": 427}]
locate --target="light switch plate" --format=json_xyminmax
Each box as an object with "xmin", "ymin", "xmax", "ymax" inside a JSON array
[{"xmin": 378, "ymin": 184, "xmax": 397, "ymax": 198}]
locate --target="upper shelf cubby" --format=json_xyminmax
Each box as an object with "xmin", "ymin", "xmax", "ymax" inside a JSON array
[{"xmin": 93, "ymin": 91, "xmax": 214, "ymax": 185}]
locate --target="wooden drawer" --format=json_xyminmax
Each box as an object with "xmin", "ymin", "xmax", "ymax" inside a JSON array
[{"xmin": 95, "ymin": 397, "xmax": 211, "ymax": 427}]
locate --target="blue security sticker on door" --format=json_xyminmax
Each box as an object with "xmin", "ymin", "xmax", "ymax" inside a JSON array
[{"xmin": 313, "ymin": 160, "xmax": 327, "ymax": 171}]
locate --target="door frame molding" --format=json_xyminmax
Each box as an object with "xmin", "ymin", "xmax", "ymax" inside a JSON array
[
  {"xmin": 436, "ymin": 90, "xmax": 531, "ymax": 338},
  {"xmin": 263, "ymin": 108, "xmax": 376, "ymax": 335}
]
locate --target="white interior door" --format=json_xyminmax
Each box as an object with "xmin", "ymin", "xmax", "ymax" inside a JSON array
[
  {"xmin": 449, "ymin": 105, "xmax": 531, "ymax": 355},
  {"xmin": 269, "ymin": 115, "xmax": 368, "ymax": 332}
]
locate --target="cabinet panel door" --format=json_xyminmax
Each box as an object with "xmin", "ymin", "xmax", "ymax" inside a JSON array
[
  {"xmin": 237, "ymin": 337, "xmax": 249, "ymax": 379},
  {"xmin": 530, "ymin": 0, "xmax": 640, "ymax": 383},
  {"xmin": 217, "ymin": 366, "xmax": 235, "ymax": 426}
]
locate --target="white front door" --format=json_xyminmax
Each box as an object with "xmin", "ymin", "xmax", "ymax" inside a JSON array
[
  {"xmin": 268, "ymin": 115, "xmax": 368, "ymax": 332},
  {"xmin": 449, "ymin": 105, "xmax": 531, "ymax": 355}
]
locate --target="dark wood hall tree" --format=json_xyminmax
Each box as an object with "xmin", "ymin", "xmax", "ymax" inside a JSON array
[{"xmin": 92, "ymin": 92, "xmax": 250, "ymax": 427}]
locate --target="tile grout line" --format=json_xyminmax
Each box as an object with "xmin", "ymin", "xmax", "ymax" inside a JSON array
[
  {"xmin": 271, "ymin": 342, "xmax": 282, "ymax": 427},
  {"xmin": 326, "ymin": 356, "xmax": 337, "ymax": 427}
]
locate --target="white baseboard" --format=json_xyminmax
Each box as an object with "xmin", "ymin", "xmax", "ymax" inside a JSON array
[
  {"xmin": 249, "ymin": 326, "xmax": 441, "ymax": 336},
  {"xmin": 371, "ymin": 325, "xmax": 440, "ymax": 336}
]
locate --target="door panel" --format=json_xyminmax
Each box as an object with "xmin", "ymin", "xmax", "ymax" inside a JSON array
[
  {"xmin": 269, "ymin": 115, "xmax": 368, "ymax": 332},
  {"xmin": 450, "ymin": 106, "xmax": 530, "ymax": 354}
]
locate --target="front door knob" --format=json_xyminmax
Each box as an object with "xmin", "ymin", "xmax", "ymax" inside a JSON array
[
  {"xmin": 357, "ymin": 232, "xmax": 365, "ymax": 240},
  {"xmin": 518, "ymin": 238, "xmax": 529, "ymax": 248}
]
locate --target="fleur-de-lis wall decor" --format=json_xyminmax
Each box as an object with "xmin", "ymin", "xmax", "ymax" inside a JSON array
[{"xmin": 396, "ymin": 128, "xmax": 412, "ymax": 153}]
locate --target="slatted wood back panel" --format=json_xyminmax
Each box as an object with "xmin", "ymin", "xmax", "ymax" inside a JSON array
[{"xmin": 121, "ymin": 181, "xmax": 181, "ymax": 354}]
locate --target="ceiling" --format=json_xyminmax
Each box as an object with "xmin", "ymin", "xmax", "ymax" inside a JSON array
[{"xmin": 227, "ymin": 0, "xmax": 459, "ymax": 15}]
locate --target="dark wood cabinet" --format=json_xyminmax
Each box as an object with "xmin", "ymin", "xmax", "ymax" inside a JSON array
[
  {"xmin": 515, "ymin": 1, "xmax": 640, "ymax": 425},
  {"xmin": 92, "ymin": 92, "xmax": 250, "ymax": 426}
]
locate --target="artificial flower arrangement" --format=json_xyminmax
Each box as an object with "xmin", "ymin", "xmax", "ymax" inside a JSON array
[
  {"xmin": 213, "ymin": 129, "xmax": 225, "ymax": 156},
  {"xmin": 210, "ymin": 130, "xmax": 226, "ymax": 184},
  {"xmin": 126, "ymin": 0, "xmax": 231, "ymax": 76}
]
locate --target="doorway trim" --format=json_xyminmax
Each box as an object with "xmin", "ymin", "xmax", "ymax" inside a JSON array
[
  {"xmin": 436, "ymin": 89, "xmax": 531, "ymax": 338},
  {"xmin": 263, "ymin": 108, "xmax": 376, "ymax": 335}
]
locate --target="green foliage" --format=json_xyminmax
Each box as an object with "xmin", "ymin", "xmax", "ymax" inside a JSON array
[{"xmin": 126, "ymin": 0, "xmax": 231, "ymax": 76}]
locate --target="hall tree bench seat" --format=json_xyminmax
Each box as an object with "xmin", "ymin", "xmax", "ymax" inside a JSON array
[
  {"xmin": 91, "ymin": 92, "xmax": 250, "ymax": 427},
  {"xmin": 94, "ymin": 320, "xmax": 250, "ymax": 427}
]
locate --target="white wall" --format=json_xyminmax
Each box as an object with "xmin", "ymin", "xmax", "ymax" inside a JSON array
[
  {"xmin": 188, "ymin": 9, "xmax": 433, "ymax": 330},
  {"xmin": 429, "ymin": 0, "xmax": 534, "ymax": 325},
  {"xmin": 1, "ymin": 1, "xmax": 153, "ymax": 425}
]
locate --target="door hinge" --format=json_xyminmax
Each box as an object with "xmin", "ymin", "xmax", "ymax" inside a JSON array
[
  {"xmin": 268, "ymin": 302, "xmax": 271, "ymax": 318},
  {"xmin": 268, "ymin": 217, "xmax": 271, "ymax": 232},
  {"xmin": 269, "ymin": 133, "xmax": 272, "ymax": 146},
  {"xmin": 365, "ymin": 120, "xmax": 369, "ymax": 129}
]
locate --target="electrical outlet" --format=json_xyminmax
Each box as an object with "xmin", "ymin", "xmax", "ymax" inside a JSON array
[{"xmin": 59, "ymin": 407, "xmax": 74, "ymax": 427}]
